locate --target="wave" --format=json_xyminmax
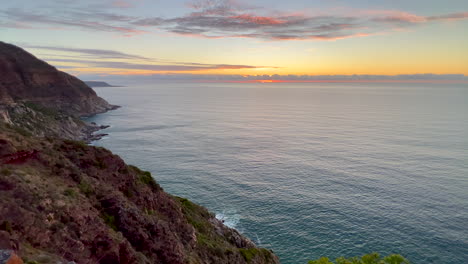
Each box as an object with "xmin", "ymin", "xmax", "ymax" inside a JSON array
[{"xmin": 215, "ymin": 210, "xmax": 241, "ymax": 229}]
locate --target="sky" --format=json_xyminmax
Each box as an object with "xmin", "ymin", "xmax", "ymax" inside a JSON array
[{"xmin": 1, "ymin": 0, "xmax": 468, "ymax": 81}]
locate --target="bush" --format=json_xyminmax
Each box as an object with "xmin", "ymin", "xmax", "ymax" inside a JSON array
[
  {"xmin": 63, "ymin": 188, "xmax": 76, "ymax": 197},
  {"xmin": 101, "ymin": 213, "xmax": 118, "ymax": 231},
  {"xmin": 78, "ymin": 181, "xmax": 93, "ymax": 197},
  {"xmin": 239, "ymin": 248, "xmax": 260, "ymax": 262},
  {"xmin": 139, "ymin": 170, "xmax": 159, "ymax": 189}
]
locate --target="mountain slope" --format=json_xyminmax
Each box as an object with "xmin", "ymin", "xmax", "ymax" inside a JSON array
[
  {"xmin": 0, "ymin": 124, "xmax": 279, "ymax": 264},
  {"xmin": 0, "ymin": 41, "xmax": 114, "ymax": 116},
  {"xmin": 0, "ymin": 42, "xmax": 117, "ymax": 141}
]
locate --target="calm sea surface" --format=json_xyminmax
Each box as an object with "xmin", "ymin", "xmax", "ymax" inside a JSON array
[{"xmin": 87, "ymin": 82, "xmax": 468, "ymax": 264}]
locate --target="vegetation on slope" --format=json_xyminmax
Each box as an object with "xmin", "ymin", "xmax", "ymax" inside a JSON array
[{"xmin": 0, "ymin": 123, "xmax": 278, "ymax": 264}]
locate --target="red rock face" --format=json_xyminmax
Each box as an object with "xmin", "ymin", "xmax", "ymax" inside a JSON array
[{"xmin": 0, "ymin": 41, "xmax": 115, "ymax": 117}]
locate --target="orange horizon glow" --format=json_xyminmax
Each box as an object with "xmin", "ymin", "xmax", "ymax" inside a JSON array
[{"xmin": 198, "ymin": 79, "xmax": 468, "ymax": 84}]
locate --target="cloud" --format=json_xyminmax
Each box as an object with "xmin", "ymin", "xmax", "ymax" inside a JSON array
[
  {"xmin": 22, "ymin": 44, "xmax": 151, "ymax": 60},
  {"xmin": 19, "ymin": 43, "xmax": 274, "ymax": 73},
  {"xmin": 1, "ymin": 8, "xmax": 145, "ymax": 36},
  {"xmin": 45, "ymin": 57, "xmax": 268, "ymax": 72},
  {"xmin": 427, "ymin": 12, "xmax": 468, "ymax": 22},
  {"xmin": 1, "ymin": 1, "xmax": 467, "ymax": 41}
]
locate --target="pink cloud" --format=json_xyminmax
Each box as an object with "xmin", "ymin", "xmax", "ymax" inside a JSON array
[{"xmin": 230, "ymin": 14, "xmax": 286, "ymax": 25}]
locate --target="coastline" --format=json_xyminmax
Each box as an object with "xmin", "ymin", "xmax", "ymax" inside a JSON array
[{"xmin": 81, "ymin": 105, "xmax": 120, "ymax": 143}]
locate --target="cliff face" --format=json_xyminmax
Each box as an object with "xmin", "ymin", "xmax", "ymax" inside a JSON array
[
  {"xmin": 0, "ymin": 41, "xmax": 115, "ymax": 117},
  {"xmin": 0, "ymin": 124, "xmax": 279, "ymax": 264},
  {"xmin": 0, "ymin": 42, "xmax": 118, "ymax": 141}
]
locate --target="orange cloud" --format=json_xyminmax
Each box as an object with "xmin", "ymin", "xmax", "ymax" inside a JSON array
[{"xmin": 230, "ymin": 14, "xmax": 286, "ymax": 25}]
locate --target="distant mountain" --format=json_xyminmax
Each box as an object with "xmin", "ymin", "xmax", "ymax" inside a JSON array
[
  {"xmin": 0, "ymin": 41, "xmax": 116, "ymax": 116},
  {"xmin": 0, "ymin": 41, "xmax": 118, "ymax": 141},
  {"xmin": 85, "ymin": 81, "xmax": 119, "ymax": 88}
]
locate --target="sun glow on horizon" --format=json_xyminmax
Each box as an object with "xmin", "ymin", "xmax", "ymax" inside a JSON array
[{"xmin": 3, "ymin": 0, "xmax": 467, "ymax": 79}]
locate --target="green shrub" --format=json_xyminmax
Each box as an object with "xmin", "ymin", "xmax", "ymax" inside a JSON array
[
  {"xmin": 239, "ymin": 248, "xmax": 261, "ymax": 262},
  {"xmin": 101, "ymin": 213, "xmax": 118, "ymax": 231},
  {"xmin": 63, "ymin": 188, "xmax": 76, "ymax": 197},
  {"xmin": 63, "ymin": 139, "xmax": 87, "ymax": 149},
  {"xmin": 139, "ymin": 171, "xmax": 159, "ymax": 189},
  {"xmin": 78, "ymin": 181, "xmax": 93, "ymax": 197},
  {"xmin": 144, "ymin": 208, "xmax": 155, "ymax": 215}
]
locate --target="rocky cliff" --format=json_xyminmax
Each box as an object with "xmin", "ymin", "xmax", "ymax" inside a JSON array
[
  {"xmin": 0, "ymin": 124, "xmax": 279, "ymax": 264},
  {"xmin": 0, "ymin": 42, "xmax": 115, "ymax": 116},
  {"xmin": 0, "ymin": 41, "xmax": 118, "ymax": 141}
]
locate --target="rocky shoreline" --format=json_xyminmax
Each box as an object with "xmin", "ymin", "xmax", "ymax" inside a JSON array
[{"xmin": 81, "ymin": 104, "xmax": 120, "ymax": 143}]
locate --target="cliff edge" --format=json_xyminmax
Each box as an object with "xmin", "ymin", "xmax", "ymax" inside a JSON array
[
  {"xmin": 0, "ymin": 41, "xmax": 115, "ymax": 116},
  {"xmin": 0, "ymin": 42, "xmax": 118, "ymax": 141}
]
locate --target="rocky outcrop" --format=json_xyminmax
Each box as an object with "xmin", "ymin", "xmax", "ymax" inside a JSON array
[
  {"xmin": 0, "ymin": 42, "xmax": 118, "ymax": 141},
  {"xmin": 0, "ymin": 41, "xmax": 116, "ymax": 117},
  {"xmin": 0, "ymin": 250, "xmax": 23, "ymax": 264},
  {"xmin": 0, "ymin": 125, "xmax": 279, "ymax": 264},
  {"xmin": 1, "ymin": 103, "xmax": 109, "ymax": 142}
]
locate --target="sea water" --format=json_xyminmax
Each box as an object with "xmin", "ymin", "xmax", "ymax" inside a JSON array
[{"xmin": 87, "ymin": 82, "xmax": 468, "ymax": 263}]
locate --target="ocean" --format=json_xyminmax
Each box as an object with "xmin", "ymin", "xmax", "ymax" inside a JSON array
[{"xmin": 87, "ymin": 82, "xmax": 468, "ymax": 264}]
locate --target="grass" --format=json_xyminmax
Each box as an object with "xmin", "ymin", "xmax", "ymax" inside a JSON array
[
  {"xmin": 239, "ymin": 248, "xmax": 274, "ymax": 263},
  {"xmin": 239, "ymin": 248, "xmax": 259, "ymax": 262},
  {"xmin": 129, "ymin": 165, "xmax": 160, "ymax": 190},
  {"xmin": 63, "ymin": 139, "xmax": 87, "ymax": 149}
]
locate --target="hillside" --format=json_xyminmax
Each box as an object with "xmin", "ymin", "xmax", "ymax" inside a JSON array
[
  {"xmin": 0, "ymin": 42, "xmax": 279, "ymax": 264},
  {"xmin": 0, "ymin": 42, "xmax": 118, "ymax": 142},
  {"xmin": 0, "ymin": 124, "xmax": 279, "ymax": 264},
  {"xmin": 0, "ymin": 42, "xmax": 115, "ymax": 116}
]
